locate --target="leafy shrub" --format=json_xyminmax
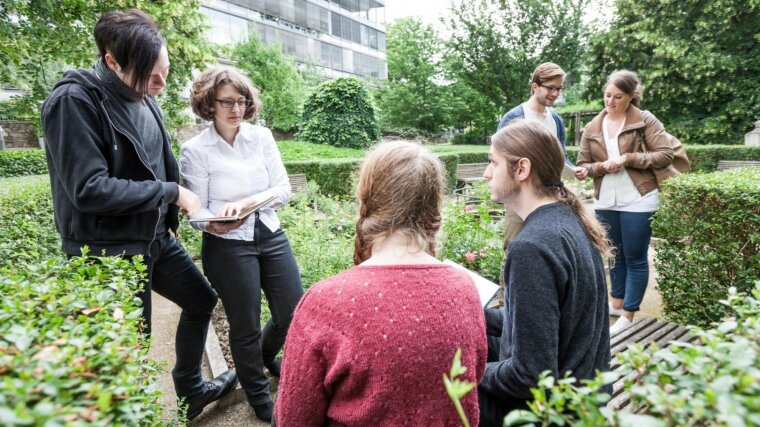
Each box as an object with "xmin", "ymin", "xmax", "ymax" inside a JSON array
[
  {"xmin": 0, "ymin": 253, "xmax": 167, "ymax": 426},
  {"xmin": 279, "ymin": 182, "xmax": 355, "ymax": 288},
  {"xmin": 451, "ymin": 130, "xmax": 489, "ymax": 145},
  {"xmin": 297, "ymin": 77, "xmax": 380, "ymax": 149},
  {"xmin": 278, "ymin": 140, "xmax": 364, "ymax": 162},
  {"xmin": 285, "ymin": 158, "xmax": 361, "ymax": 197},
  {"xmin": 439, "ymin": 183, "xmax": 504, "ymax": 283},
  {"xmin": 437, "ymin": 153, "xmax": 459, "ymax": 190},
  {"xmin": 0, "ymin": 175, "xmax": 60, "ymax": 268},
  {"xmin": 652, "ymin": 168, "xmax": 759, "ymax": 326},
  {"xmin": 680, "ymin": 145, "xmax": 760, "ymax": 172},
  {"xmin": 504, "ymin": 284, "xmax": 760, "ymax": 426},
  {"xmin": 0, "ymin": 149, "xmax": 47, "ymax": 178}
]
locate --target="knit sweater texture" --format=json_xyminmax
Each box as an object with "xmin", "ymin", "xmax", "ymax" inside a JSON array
[
  {"xmin": 276, "ymin": 264, "xmax": 488, "ymax": 426},
  {"xmin": 480, "ymin": 203, "xmax": 611, "ymax": 406}
]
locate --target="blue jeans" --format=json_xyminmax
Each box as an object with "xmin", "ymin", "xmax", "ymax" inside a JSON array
[
  {"xmin": 142, "ymin": 233, "xmax": 218, "ymax": 398},
  {"xmin": 201, "ymin": 218, "xmax": 303, "ymax": 405},
  {"xmin": 595, "ymin": 210, "xmax": 653, "ymax": 312}
]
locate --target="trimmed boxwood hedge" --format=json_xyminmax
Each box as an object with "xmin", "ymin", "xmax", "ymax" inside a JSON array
[
  {"xmin": 0, "ymin": 149, "xmax": 47, "ymax": 178},
  {"xmin": 0, "ymin": 176, "xmax": 168, "ymax": 425},
  {"xmin": 652, "ymin": 167, "xmax": 760, "ymax": 326}
]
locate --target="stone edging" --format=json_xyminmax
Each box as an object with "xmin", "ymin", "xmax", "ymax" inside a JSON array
[{"xmin": 204, "ymin": 320, "xmax": 246, "ymax": 407}]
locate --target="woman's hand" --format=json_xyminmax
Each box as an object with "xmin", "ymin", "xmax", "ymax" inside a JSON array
[
  {"xmin": 574, "ymin": 167, "xmax": 589, "ymax": 180},
  {"xmin": 602, "ymin": 155, "xmax": 626, "ymax": 173},
  {"xmin": 207, "ymin": 218, "xmax": 245, "ymax": 234},
  {"xmin": 217, "ymin": 202, "xmax": 247, "ymax": 218}
]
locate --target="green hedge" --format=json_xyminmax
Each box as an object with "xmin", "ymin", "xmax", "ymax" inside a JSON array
[
  {"xmin": 437, "ymin": 153, "xmax": 459, "ymax": 189},
  {"xmin": 0, "ymin": 175, "xmax": 60, "ymax": 268},
  {"xmin": 285, "ymin": 158, "xmax": 361, "ymax": 197},
  {"xmin": 0, "ymin": 254, "xmax": 166, "ymax": 425},
  {"xmin": 0, "ymin": 149, "xmax": 47, "ymax": 178},
  {"xmin": 680, "ymin": 145, "xmax": 760, "ymax": 172},
  {"xmin": 652, "ymin": 167, "xmax": 760, "ymax": 326}
]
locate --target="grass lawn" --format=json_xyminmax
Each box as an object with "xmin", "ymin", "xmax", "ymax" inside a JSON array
[{"xmin": 277, "ymin": 140, "xmax": 489, "ymax": 161}]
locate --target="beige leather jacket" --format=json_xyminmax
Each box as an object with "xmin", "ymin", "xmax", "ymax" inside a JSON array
[{"xmin": 577, "ymin": 106, "xmax": 674, "ymax": 200}]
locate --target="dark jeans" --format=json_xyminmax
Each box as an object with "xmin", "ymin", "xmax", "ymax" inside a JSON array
[
  {"xmin": 201, "ymin": 219, "xmax": 303, "ymax": 405},
  {"xmin": 78, "ymin": 233, "xmax": 218, "ymax": 398},
  {"xmin": 595, "ymin": 210, "xmax": 654, "ymax": 312}
]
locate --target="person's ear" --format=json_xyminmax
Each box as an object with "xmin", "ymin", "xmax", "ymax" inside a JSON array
[
  {"xmin": 515, "ymin": 158, "xmax": 532, "ymax": 182},
  {"xmin": 104, "ymin": 52, "xmax": 121, "ymax": 73}
]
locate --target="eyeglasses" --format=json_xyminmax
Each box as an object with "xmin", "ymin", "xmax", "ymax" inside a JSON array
[
  {"xmin": 215, "ymin": 99, "xmax": 253, "ymax": 109},
  {"xmin": 539, "ymin": 84, "xmax": 564, "ymax": 94}
]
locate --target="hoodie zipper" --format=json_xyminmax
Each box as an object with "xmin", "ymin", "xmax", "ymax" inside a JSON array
[{"xmin": 99, "ymin": 99, "xmax": 161, "ymax": 242}]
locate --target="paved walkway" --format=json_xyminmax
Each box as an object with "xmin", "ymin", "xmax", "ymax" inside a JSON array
[{"xmin": 148, "ymin": 292, "xmax": 269, "ymax": 426}]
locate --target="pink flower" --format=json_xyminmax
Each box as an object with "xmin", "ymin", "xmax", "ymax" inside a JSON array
[
  {"xmin": 465, "ymin": 252, "xmax": 477, "ymax": 262},
  {"xmin": 464, "ymin": 204, "xmax": 476, "ymax": 212}
]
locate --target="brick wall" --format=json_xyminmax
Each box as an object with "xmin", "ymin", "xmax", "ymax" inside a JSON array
[{"xmin": 0, "ymin": 120, "xmax": 39, "ymax": 149}]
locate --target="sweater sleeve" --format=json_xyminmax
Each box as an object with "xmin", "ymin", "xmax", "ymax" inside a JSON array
[
  {"xmin": 275, "ymin": 290, "xmax": 330, "ymax": 426},
  {"xmin": 479, "ymin": 240, "xmax": 562, "ymax": 399},
  {"xmin": 42, "ymin": 91, "xmax": 170, "ymax": 215}
]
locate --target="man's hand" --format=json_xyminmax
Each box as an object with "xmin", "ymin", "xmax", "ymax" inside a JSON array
[
  {"xmin": 176, "ymin": 186, "xmax": 201, "ymax": 215},
  {"xmin": 574, "ymin": 167, "xmax": 588, "ymax": 180}
]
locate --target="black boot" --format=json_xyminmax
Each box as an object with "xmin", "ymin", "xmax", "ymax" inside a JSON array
[
  {"xmin": 182, "ymin": 369, "xmax": 238, "ymax": 421},
  {"xmin": 249, "ymin": 399, "xmax": 274, "ymax": 422},
  {"xmin": 264, "ymin": 359, "xmax": 281, "ymax": 377}
]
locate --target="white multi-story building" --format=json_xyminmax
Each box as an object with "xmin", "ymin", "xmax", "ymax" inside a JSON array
[{"xmin": 201, "ymin": 0, "xmax": 387, "ymax": 80}]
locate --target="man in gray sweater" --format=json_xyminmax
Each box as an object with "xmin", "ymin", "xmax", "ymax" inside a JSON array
[{"xmin": 479, "ymin": 120, "xmax": 611, "ymax": 426}]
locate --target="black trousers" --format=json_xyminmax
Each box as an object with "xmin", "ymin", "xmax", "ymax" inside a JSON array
[
  {"xmin": 201, "ymin": 219, "xmax": 303, "ymax": 405},
  {"xmin": 139, "ymin": 234, "xmax": 218, "ymax": 398}
]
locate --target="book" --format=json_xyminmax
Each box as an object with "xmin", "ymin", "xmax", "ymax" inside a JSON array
[
  {"xmin": 443, "ymin": 259, "xmax": 500, "ymax": 308},
  {"xmin": 189, "ymin": 195, "xmax": 276, "ymax": 223}
]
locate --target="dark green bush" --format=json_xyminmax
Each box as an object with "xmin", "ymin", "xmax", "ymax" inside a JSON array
[
  {"xmin": 652, "ymin": 167, "xmax": 760, "ymax": 326},
  {"xmin": 680, "ymin": 145, "xmax": 760, "ymax": 172},
  {"xmin": 451, "ymin": 130, "xmax": 489, "ymax": 145},
  {"xmin": 0, "ymin": 149, "xmax": 47, "ymax": 178},
  {"xmin": 0, "ymin": 175, "xmax": 60, "ymax": 268},
  {"xmin": 437, "ymin": 153, "xmax": 459, "ymax": 190},
  {"xmin": 297, "ymin": 77, "xmax": 380, "ymax": 149},
  {"xmin": 0, "ymin": 253, "xmax": 166, "ymax": 426},
  {"xmin": 285, "ymin": 158, "xmax": 361, "ymax": 197}
]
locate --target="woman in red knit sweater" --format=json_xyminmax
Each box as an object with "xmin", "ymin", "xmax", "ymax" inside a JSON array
[{"xmin": 275, "ymin": 141, "xmax": 488, "ymax": 426}]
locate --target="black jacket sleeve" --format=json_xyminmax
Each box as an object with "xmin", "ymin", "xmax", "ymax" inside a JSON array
[{"xmin": 42, "ymin": 88, "xmax": 170, "ymax": 215}]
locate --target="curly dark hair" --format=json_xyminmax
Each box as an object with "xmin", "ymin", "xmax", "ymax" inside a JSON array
[{"xmin": 190, "ymin": 66, "xmax": 261, "ymax": 121}]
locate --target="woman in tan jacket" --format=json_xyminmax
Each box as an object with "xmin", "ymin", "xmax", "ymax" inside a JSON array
[{"xmin": 575, "ymin": 70, "xmax": 674, "ymax": 334}]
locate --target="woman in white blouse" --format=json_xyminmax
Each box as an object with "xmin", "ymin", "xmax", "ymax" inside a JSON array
[
  {"xmin": 576, "ymin": 70, "xmax": 675, "ymax": 335},
  {"xmin": 180, "ymin": 66, "xmax": 303, "ymax": 422}
]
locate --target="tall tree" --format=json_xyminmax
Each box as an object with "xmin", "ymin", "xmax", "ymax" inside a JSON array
[
  {"xmin": 0, "ymin": 0, "xmax": 213, "ymax": 135},
  {"xmin": 586, "ymin": 0, "xmax": 760, "ymax": 144},
  {"xmin": 377, "ymin": 18, "xmax": 448, "ymax": 135},
  {"xmin": 232, "ymin": 36, "xmax": 306, "ymax": 133},
  {"xmin": 445, "ymin": 0, "xmax": 589, "ymax": 113}
]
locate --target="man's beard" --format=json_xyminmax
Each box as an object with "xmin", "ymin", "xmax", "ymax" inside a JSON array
[{"xmin": 492, "ymin": 179, "xmax": 520, "ymax": 204}]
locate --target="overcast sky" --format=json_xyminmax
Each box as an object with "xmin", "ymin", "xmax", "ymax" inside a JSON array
[{"xmin": 383, "ymin": 0, "xmax": 454, "ymax": 29}]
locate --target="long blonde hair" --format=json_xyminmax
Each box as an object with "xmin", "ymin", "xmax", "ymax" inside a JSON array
[
  {"xmin": 354, "ymin": 141, "xmax": 445, "ymax": 264},
  {"xmin": 491, "ymin": 121, "xmax": 613, "ymax": 259}
]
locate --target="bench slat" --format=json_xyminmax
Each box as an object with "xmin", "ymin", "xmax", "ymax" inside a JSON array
[
  {"xmin": 288, "ymin": 173, "xmax": 307, "ymax": 194},
  {"xmin": 717, "ymin": 160, "xmax": 760, "ymax": 170}
]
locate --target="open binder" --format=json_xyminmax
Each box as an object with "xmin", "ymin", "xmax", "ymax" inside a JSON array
[{"xmin": 189, "ymin": 195, "xmax": 276, "ymax": 223}]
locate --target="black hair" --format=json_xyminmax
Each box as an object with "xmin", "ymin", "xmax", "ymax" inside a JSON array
[{"xmin": 93, "ymin": 9, "xmax": 165, "ymax": 94}]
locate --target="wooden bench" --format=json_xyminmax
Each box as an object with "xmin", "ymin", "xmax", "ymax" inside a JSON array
[
  {"xmin": 456, "ymin": 163, "xmax": 489, "ymax": 187},
  {"xmin": 606, "ymin": 317, "xmax": 698, "ymax": 411},
  {"xmin": 288, "ymin": 173, "xmax": 308, "ymax": 194},
  {"xmin": 717, "ymin": 160, "xmax": 760, "ymax": 171}
]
